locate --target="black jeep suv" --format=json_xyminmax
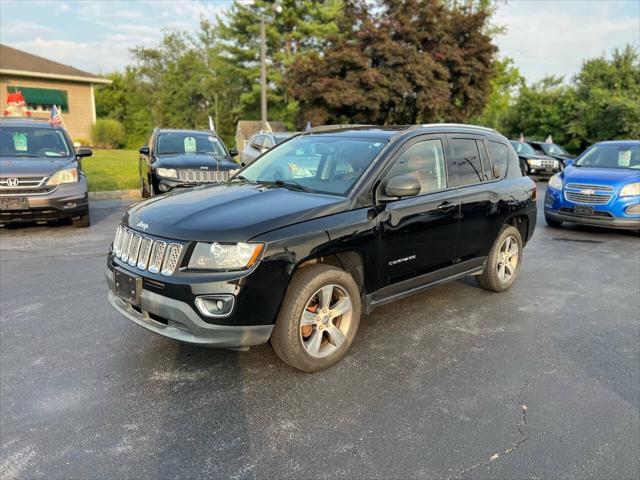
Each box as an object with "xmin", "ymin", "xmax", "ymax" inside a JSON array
[{"xmin": 106, "ymin": 124, "xmax": 536, "ymax": 372}]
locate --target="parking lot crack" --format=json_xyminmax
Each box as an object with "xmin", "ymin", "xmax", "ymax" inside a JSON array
[{"xmin": 450, "ymin": 345, "xmax": 558, "ymax": 479}]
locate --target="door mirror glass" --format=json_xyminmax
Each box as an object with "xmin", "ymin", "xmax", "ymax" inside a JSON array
[
  {"xmin": 384, "ymin": 175, "xmax": 421, "ymax": 199},
  {"xmin": 229, "ymin": 148, "xmax": 239, "ymax": 157},
  {"xmin": 139, "ymin": 146, "xmax": 150, "ymax": 155},
  {"xmin": 76, "ymin": 147, "xmax": 92, "ymax": 158}
]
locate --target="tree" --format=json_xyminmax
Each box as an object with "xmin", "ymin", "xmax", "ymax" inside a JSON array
[
  {"xmin": 286, "ymin": 0, "xmax": 497, "ymax": 127},
  {"xmin": 471, "ymin": 57, "xmax": 523, "ymax": 131},
  {"xmin": 216, "ymin": 0, "xmax": 345, "ymax": 127}
]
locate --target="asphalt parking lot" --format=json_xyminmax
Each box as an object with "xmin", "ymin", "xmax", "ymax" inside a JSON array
[{"xmin": 1, "ymin": 182, "xmax": 639, "ymax": 479}]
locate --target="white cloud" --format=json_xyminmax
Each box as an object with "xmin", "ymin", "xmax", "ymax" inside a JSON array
[
  {"xmin": 0, "ymin": 20, "xmax": 58, "ymax": 39},
  {"xmin": 494, "ymin": 0, "xmax": 640, "ymax": 82},
  {"xmin": 56, "ymin": 2, "xmax": 71, "ymax": 14}
]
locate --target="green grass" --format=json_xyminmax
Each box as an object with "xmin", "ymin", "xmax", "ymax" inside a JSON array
[{"xmin": 82, "ymin": 149, "xmax": 139, "ymax": 192}]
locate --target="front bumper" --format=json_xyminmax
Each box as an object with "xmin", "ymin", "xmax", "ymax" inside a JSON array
[
  {"xmin": 0, "ymin": 178, "xmax": 88, "ymax": 223},
  {"xmin": 105, "ymin": 268, "xmax": 274, "ymax": 348},
  {"xmin": 545, "ymin": 186, "xmax": 640, "ymax": 230}
]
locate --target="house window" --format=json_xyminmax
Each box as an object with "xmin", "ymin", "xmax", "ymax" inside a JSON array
[{"xmin": 7, "ymin": 86, "xmax": 69, "ymax": 113}]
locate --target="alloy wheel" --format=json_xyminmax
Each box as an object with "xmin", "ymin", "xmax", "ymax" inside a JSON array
[
  {"xmin": 299, "ymin": 284, "xmax": 353, "ymax": 358},
  {"xmin": 496, "ymin": 235, "xmax": 519, "ymax": 283}
]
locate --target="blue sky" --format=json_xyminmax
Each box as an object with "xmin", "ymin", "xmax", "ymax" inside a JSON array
[{"xmin": 1, "ymin": 0, "xmax": 638, "ymax": 82}]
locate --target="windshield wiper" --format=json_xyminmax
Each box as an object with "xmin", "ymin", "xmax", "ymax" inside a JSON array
[{"xmin": 274, "ymin": 179, "xmax": 312, "ymax": 193}]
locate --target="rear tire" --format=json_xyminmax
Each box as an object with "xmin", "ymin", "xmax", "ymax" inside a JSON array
[
  {"xmin": 72, "ymin": 209, "xmax": 90, "ymax": 228},
  {"xmin": 477, "ymin": 225, "xmax": 523, "ymax": 292},
  {"xmin": 140, "ymin": 176, "xmax": 150, "ymax": 198},
  {"xmin": 271, "ymin": 264, "xmax": 361, "ymax": 372},
  {"xmin": 545, "ymin": 214, "xmax": 563, "ymax": 228}
]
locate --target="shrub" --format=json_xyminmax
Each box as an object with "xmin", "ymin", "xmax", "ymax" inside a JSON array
[{"xmin": 92, "ymin": 118, "xmax": 126, "ymax": 149}]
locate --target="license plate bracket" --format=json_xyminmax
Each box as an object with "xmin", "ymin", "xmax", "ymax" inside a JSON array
[
  {"xmin": 0, "ymin": 197, "xmax": 28, "ymax": 211},
  {"xmin": 574, "ymin": 205, "xmax": 594, "ymax": 216},
  {"xmin": 113, "ymin": 268, "xmax": 142, "ymax": 307}
]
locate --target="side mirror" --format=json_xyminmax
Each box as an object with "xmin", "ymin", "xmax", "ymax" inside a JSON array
[
  {"xmin": 564, "ymin": 158, "xmax": 574, "ymax": 167},
  {"xmin": 139, "ymin": 146, "xmax": 150, "ymax": 155},
  {"xmin": 76, "ymin": 148, "xmax": 92, "ymax": 158},
  {"xmin": 383, "ymin": 175, "xmax": 421, "ymax": 199},
  {"xmin": 229, "ymin": 148, "xmax": 239, "ymax": 157}
]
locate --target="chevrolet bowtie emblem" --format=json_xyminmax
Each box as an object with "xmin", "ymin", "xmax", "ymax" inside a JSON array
[{"xmin": 580, "ymin": 189, "xmax": 595, "ymax": 195}]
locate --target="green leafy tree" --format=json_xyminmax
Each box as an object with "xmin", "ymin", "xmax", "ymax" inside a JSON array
[
  {"xmin": 471, "ymin": 57, "xmax": 523, "ymax": 131},
  {"xmin": 286, "ymin": 0, "xmax": 497, "ymax": 126}
]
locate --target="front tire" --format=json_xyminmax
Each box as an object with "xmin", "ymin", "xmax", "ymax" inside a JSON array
[
  {"xmin": 545, "ymin": 214, "xmax": 563, "ymax": 228},
  {"xmin": 72, "ymin": 209, "xmax": 90, "ymax": 228},
  {"xmin": 271, "ymin": 264, "xmax": 361, "ymax": 372},
  {"xmin": 477, "ymin": 225, "xmax": 523, "ymax": 292}
]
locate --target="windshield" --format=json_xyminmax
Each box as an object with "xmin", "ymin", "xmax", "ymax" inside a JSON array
[
  {"xmin": 240, "ymin": 135, "xmax": 386, "ymax": 196},
  {"xmin": 0, "ymin": 126, "xmax": 71, "ymax": 158},
  {"xmin": 541, "ymin": 143, "xmax": 569, "ymax": 156},
  {"xmin": 274, "ymin": 133, "xmax": 294, "ymax": 144},
  {"xmin": 511, "ymin": 141, "xmax": 536, "ymax": 155},
  {"xmin": 575, "ymin": 144, "xmax": 640, "ymax": 169},
  {"xmin": 156, "ymin": 132, "xmax": 227, "ymax": 156}
]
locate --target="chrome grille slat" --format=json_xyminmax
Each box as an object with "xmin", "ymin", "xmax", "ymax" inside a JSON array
[
  {"xmin": 566, "ymin": 183, "xmax": 614, "ymax": 192},
  {"xmin": 127, "ymin": 234, "xmax": 143, "ymax": 266},
  {"xmin": 565, "ymin": 191, "xmax": 612, "ymax": 205},
  {"xmin": 161, "ymin": 243, "xmax": 183, "ymax": 276},
  {"xmin": 148, "ymin": 241, "xmax": 167, "ymax": 274},
  {"xmin": 177, "ymin": 169, "xmax": 229, "ymax": 183},
  {"xmin": 137, "ymin": 238, "xmax": 153, "ymax": 270},
  {"xmin": 120, "ymin": 231, "xmax": 133, "ymax": 262},
  {"xmin": 111, "ymin": 226, "xmax": 183, "ymax": 276}
]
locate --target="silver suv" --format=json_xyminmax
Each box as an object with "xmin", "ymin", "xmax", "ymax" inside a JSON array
[{"xmin": 240, "ymin": 131, "xmax": 295, "ymax": 166}]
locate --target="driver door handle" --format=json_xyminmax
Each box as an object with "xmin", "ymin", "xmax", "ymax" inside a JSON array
[{"xmin": 437, "ymin": 202, "xmax": 458, "ymax": 212}]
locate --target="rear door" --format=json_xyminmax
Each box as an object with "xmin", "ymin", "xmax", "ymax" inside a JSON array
[
  {"xmin": 446, "ymin": 135, "xmax": 503, "ymax": 260},
  {"xmin": 378, "ymin": 135, "xmax": 460, "ymax": 285}
]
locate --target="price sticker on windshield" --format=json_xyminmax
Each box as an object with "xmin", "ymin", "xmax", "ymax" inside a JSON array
[
  {"xmin": 13, "ymin": 133, "xmax": 27, "ymax": 151},
  {"xmin": 619, "ymin": 150, "xmax": 631, "ymax": 167},
  {"xmin": 184, "ymin": 136, "xmax": 197, "ymax": 153}
]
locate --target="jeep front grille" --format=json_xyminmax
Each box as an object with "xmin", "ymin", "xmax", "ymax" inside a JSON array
[
  {"xmin": 112, "ymin": 225, "xmax": 183, "ymax": 276},
  {"xmin": 178, "ymin": 169, "xmax": 229, "ymax": 183}
]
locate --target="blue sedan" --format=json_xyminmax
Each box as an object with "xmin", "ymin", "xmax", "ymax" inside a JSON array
[{"xmin": 544, "ymin": 140, "xmax": 640, "ymax": 231}]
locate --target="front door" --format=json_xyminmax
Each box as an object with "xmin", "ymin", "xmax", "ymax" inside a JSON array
[{"xmin": 378, "ymin": 135, "xmax": 460, "ymax": 286}]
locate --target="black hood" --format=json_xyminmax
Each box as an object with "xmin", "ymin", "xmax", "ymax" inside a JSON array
[
  {"xmin": 0, "ymin": 157, "xmax": 75, "ymax": 177},
  {"xmin": 124, "ymin": 182, "xmax": 347, "ymax": 242},
  {"xmin": 155, "ymin": 153, "xmax": 238, "ymax": 171},
  {"xmin": 517, "ymin": 152, "xmax": 556, "ymax": 161}
]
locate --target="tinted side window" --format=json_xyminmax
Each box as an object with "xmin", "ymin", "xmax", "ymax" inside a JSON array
[
  {"xmin": 487, "ymin": 141, "xmax": 509, "ymax": 178},
  {"xmin": 252, "ymin": 135, "xmax": 264, "ymax": 148},
  {"xmin": 477, "ymin": 141, "xmax": 492, "ymax": 181},
  {"xmin": 449, "ymin": 138, "xmax": 483, "ymax": 187},
  {"xmin": 387, "ymin": 139, "xmax": 447, "ymax": 194}
]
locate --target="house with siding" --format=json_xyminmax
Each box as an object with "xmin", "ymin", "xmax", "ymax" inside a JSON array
[{"xmin": 0, "ymin": 44, "xmax": 110, "ymax": 141}]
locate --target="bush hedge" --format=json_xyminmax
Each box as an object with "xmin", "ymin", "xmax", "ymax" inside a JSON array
[{"xmin": 92, "ymin": 118, "xmax": 126, "ymax": 149}]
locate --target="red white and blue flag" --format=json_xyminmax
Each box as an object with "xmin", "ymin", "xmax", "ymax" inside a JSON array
[{"xmin": 49, "ymin": 105, "xmax": 62, "ymax": 125}]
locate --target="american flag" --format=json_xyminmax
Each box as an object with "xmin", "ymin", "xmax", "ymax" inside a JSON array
[{"xmin": 49, "ymin": 105, "xmax": 62, "ymax": 125}]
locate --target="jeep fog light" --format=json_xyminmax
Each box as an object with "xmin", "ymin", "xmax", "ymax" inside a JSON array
[{"xmin": 195, "ymin": 294, "xmax": 235, "ymax": 317}]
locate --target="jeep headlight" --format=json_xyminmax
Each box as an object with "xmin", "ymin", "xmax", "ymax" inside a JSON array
[
  {"xmin": 188, "ymin": 242, "xmax": 264, "ymax": 270},
  {"xmin": 47, "ymin": 167, "xmax": 78, "ymax": 185},
  {"xmin": 156, "ymin": 168, "xmax": 178, "ymax": 179},
  {"xmin": 620, "ymin": 182, "xmax": 640, "ymax": 197},
  {"xmin": 548, "ymin": 174, "xmax": 563, "ymax": 190}
]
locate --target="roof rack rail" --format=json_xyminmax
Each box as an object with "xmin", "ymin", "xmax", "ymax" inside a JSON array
[
  {"xmin": 415, "ymin": 123, "xmax": 498, "ymax": 133},
  {"xmin": 306, "ymin": 124, "xmax": 376, "ymax": 133}
]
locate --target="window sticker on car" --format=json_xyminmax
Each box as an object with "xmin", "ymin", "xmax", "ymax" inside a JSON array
[
  {"xmin": 619, "ymin": 150, "xmax": 631, "ymax": 167},
  {"xmin": 13, "ymin": 133, "xmax": 27, "ymax": 151},
  {"xmin": 184, "ymin": 136, "xmax": 197, "ymax": 153}
]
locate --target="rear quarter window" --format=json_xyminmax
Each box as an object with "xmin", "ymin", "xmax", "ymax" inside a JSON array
[{"xmin": 487, "ymin": 141, "xmax": 510, "ymax": 179}]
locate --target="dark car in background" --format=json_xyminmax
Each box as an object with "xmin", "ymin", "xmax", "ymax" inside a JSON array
[
  {"xmin": 240, "ymin": 131, "xmax": 295, "ymax": 166},
  {"xmin": 139, "ymin": 129, "xmax": 240, "ymax": 197},
  {"xmin": 0, "ymin": 117, "xmax": 92, "ymax": 227},
  {"xmin": 527, "ymin": 140, "xmax": 575, "ymax": 167},
  {"xmin": 510, "ymin": 140, "xmax": 560, "ymax": 176},
  {"xmin": 106, "ymin": 124, "xmax": 536, "ymax": 372}
]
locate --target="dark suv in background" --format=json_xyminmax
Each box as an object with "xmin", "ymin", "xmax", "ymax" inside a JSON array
[
  {"xmin": 138, "ymin": 129, "xmax": 240, "ymax": 197},
  {"xmin": 107, "ymin": 124, "xmax": 536, "ymax": 372},
  {"xmin": 0, "ymin": 117, "xmax": 92, "ymax": 227}
]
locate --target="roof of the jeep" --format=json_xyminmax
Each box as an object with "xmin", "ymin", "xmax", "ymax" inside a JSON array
[{"xmin": 303, "ymin": 123, "xmax": 501, "ymax": 140}]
